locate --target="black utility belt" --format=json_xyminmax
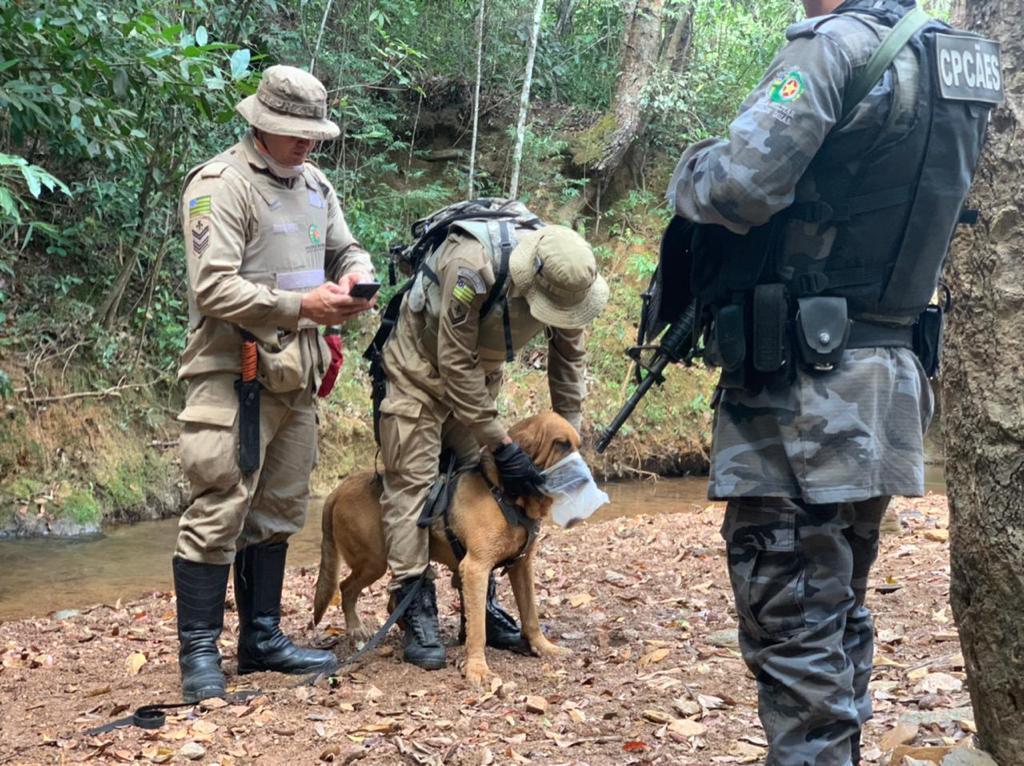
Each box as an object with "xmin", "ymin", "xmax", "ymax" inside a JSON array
[{"xmin": 711, "ymin": 287, "xmax": 943, "ymax": 388}]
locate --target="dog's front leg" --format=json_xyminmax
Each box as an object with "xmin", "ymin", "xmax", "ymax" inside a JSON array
[
  {"xmin": 459, "ymin": 554, "xmax": 492, "ymax": 687},
  {"xmin": 508, "ymin": 553, "xmax": 571, "ymax": 659}
]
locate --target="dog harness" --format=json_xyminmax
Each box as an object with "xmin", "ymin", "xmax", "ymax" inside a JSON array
[{"xmin": 416, "ymin": 457, "xmax": 539, "ymax": 571}]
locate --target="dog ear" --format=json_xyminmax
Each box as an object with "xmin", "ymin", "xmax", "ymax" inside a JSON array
[{"xmin": 510, "ymin": 414, "xmax": 547, "ymax": 464}]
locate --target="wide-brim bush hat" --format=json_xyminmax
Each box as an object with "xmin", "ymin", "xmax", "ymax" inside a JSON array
[
  {"xmin": 509, "ymin": 225, "xmax": 609, "ymax": 329},
  {"xmin": 236, "ymin": 65, "xmax": 340, "ymax": 141}
]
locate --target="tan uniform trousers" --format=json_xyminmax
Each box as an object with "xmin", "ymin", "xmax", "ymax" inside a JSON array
[
  {"xmin": 176, "ymin": 373, "xmax": 317, "ymax": 565},
  {"xmin": 378, "ymin": 375, "xmax": 500, "ymax": 585}
]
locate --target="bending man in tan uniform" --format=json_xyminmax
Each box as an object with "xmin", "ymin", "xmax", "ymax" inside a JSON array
[
  {"xmin": 173, "ymin": 66, "xmax": 375, "ymax": 702},
  {"xmin": 379, "ymin": 217, "xmax": 608, "ymax": 669}
]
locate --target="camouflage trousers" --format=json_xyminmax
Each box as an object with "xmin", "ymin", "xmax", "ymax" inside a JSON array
[{"xmin": 721, "ymin": 496, "xmax": 890, "ymax": 766}]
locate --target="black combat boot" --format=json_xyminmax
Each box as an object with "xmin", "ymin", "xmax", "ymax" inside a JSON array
[
  {"xmin": 395, "ymin": 577, "xmax": 446, "ymax": 670},
  {"xmin": 459, "ymin": 572, "xmax": 532, "ymax": 655},
  {"xmin": 173, "ymin": 556, "xmax": 230, "ymax": 702},
  {"xmin": 234, "ymin": 542, "xmax": 338, "ymax": 676}
]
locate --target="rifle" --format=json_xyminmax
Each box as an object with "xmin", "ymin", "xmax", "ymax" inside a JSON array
[{"xmin": 595, "ymin": 300, "xmax": 698, "ymax": 454}]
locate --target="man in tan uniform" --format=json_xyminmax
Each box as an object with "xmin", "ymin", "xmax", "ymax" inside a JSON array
[
  {"xmin": 173, "ymin": 65, "xmax": 375, "ymax": 702},
  {"xmin": 378, "ymin": 218, "xmax": 608, "ymax": 668}
]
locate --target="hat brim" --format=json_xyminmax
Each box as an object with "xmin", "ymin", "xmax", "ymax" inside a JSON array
[
  {"xmin": 524, "ymin": 273, "xmax": 609, "ymax": 329},
  {"xmin": 509, "ymin": 229, "xmax": 609, "ymax": 329},
  {"xmin": 236, "ymin": 95, "xmax": 340, "ymax": 141}
]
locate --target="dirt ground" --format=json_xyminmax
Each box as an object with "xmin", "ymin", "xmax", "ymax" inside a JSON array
[{"xmin": 0, "ymin": 494, "xmax": 989, "ymax": 766}]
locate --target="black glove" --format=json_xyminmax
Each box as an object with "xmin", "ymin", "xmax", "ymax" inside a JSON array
[{"xmin": 492, "ymin": 442, "xmax": 547, "ymax": 499}]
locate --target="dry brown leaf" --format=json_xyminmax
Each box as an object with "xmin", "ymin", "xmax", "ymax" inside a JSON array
[
  {"xmin": 525, "ymin": 695, "xmax": 548, "ymax": 714},
  {"xmin": 641, "ymin": 709, "xmax": 672, "ymax": 724},
  {"xmin": 191, "ymin": 719, "xmax": 218, "ymax": 735},
  {"xmin": 569, "ymin": 593, "xmax": 594, "ymax": 608},
  {"xmin": 915, "ymin": 672, "xmax": 963, "ymax": 694},
  {"xmin": 668, "ymin": 718, "xmax": 707, "ymax": 738},
  {"xmin": 888, "ymin": 745, "xmax": 951, "ymax": 765},
  {"xmin": 125, "ymin": 652, "xmax": 147, "ymax": 675},
  {"xmin": 880, "ymin": 721, "xmax": 919, "ymax": 752},
  {"xmin": 638, "ymin": 648, "xmax": 671, "ymax": 667}
]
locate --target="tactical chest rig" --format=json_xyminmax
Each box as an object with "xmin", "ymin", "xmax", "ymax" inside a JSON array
[{"xmin": 693, "ymin": 4, "xmax": 1002, "ymax": 392}]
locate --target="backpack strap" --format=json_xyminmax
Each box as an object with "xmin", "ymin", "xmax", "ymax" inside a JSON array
[
  {"xmin": 480, "ymin": 220, "xmax": 516, "ymax": 363},
  {"xmin": 841, "ymin": 6, "xmax": 931, "ymax": 120}
]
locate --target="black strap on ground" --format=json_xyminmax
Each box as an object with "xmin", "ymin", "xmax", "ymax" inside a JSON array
[
  {"xmin": 77, "ymin": 577, "xmax": 428, "ymax": 737},
  {"xmin": 81, "ymin": 702, "xmax": 194, "ymax": 736},
  {"xmin": 300, "ymin": 573, "xmax": 426, "ymax": 687}
]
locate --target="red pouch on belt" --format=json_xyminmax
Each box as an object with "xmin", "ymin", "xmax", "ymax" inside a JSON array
[{"xmin": 317, "ymin": 332, "xmax": 344, "ymax": 398}]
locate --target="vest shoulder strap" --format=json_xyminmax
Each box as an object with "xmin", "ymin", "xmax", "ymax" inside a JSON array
[{"xmin": 841, "ymin": 6, "xmax": 931, "ymax": 120}]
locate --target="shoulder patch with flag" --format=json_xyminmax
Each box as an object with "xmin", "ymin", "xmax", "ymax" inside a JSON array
[
  {"xmin": 769, "ymin": 69, "xmax": 805, "ymax": 103},
  {"xmin": 189, "ymin": 195, "xmax": 212, "ymax": 220},
  {"xmin": 452, "ymin": 266, "xmax": 486, "ymax": 305}
]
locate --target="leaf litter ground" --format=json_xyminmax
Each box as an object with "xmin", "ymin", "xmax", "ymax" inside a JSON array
[{"xmin": 0, "ymin": 493, "xmax": 990, "ymax": 765}]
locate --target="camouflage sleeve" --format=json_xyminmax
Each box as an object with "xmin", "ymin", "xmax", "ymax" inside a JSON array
[
  {"xmin": 671, "ymin": 28, "xmax": 853, "ymax": 233},
  {"xmin": 183, "ymin": 166, "xmax": 303, "ymax": 328},
  {"xmin": 319, "ymin": 173, "xmax": 374, "ymax": 282},
  {"xmin": 547, "ymin": 327, "xmax": 586, "ymax": 432},
  {"xmin": 435, "ymin": 239, "xmax": 508, "ymax": 448}
]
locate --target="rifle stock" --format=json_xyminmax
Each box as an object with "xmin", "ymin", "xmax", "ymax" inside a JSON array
[{"xmin": 595, "ymin": 302, "xmax": 697, "ymax": 454}]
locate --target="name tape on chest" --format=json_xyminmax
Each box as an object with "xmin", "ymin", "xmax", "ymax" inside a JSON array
[{"xmin": 935, "ymin": 34, "xmax": 1004, "ymax": 105}]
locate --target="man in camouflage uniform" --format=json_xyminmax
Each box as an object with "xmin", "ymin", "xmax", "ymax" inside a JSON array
[
  {"xmin": 669, "ymin": 1, "xmax": 950, "ymax": 763},
  {"xmin": 173, "ymin": 65, "xmax": 375, "ymax": 701},
  {"xmin": 379, "ymin": 222, "xmax": 608, "ymax": 669}
]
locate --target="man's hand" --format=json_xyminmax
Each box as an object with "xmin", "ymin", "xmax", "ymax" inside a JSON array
[
  {"xmin": 337, "ymin": 272, "xmax": 379, "ymax": 307},
  {"xmin": 492, "ymin": 442, "xmax": 547, "ymax": 499},
  {"xmin": 300, "ymin": 281, "xmax": 372, "ymax": 325}
]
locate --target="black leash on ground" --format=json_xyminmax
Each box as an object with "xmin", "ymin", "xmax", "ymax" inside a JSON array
[
  {"xmin": 79, "ymin": 577, "xmax": 426, "ymax": 736},
  {"xmin": 298, "ymin": 572, "xmax": 424, "ymax": 687}
]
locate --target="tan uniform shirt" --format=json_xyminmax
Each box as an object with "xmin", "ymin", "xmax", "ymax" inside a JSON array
[
  {"xmin": 177, "ymin": 135, "xmax": 373, "ymax": 387},
  {"xmin": 382, "ymin": 231, "xmax": 586, "ymax": 447}
]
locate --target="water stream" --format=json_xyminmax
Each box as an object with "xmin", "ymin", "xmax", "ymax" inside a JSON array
[{"xmin": 0, "ymin": 467, "xmax": 945, "ymax": 622}]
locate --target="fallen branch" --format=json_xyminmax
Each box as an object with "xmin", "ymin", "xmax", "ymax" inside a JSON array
[{"xmin": 15, "ymin": 380, "xmax": 159, "ymax": 405}]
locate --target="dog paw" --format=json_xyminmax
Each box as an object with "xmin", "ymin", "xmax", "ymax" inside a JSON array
[
  {"xmin": 530, "ymin": 638, "xmax": 572, "ymax": 658},
  {"xmin": 463, "ymin": 659, "xmax": 491, "ymax": 688},
  {"xmin": 348, "ymin": 622, "xmax": 376, "ymax": 645}
]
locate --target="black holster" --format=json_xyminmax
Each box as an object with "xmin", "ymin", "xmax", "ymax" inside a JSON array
[{"xmin": 913, "ymin": 304, "xmax": 944, "ymax": 378}]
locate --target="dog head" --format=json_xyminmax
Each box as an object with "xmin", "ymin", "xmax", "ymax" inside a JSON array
[
  {"xmin": 507, "ymin": 412, "xmax": 580, "ymax": 470},
  {"xmin": 482, "ymin": 412, "xmax": 580, "ymax": 521}
]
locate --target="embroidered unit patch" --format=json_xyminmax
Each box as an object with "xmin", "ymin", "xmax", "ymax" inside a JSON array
[
  {"xmin": 189, "ymin": 195, "xmax": 212, "ymax": 219},
  {"xmin": 308, "ymin": 223, "xmax": 323, "ymax": 245},
  {"xmin": 192, "ymin": 220, "xmax": 210, "ymax": 256},
  {"xmin": 452, "ymin": 276, "xmax": 477, "ymax": 306},
  {"xmin": 770, "ymin": 70, "xmax": 805, "ymax": 103}
]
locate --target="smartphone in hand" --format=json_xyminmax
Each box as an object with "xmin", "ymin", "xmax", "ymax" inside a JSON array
[{"xmin": 349, "ymin": 281, "xmax": 381, "ymax": 300}]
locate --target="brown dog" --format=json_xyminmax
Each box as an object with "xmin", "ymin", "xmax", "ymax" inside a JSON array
[{"xmin": 312, "ymin": 412, "xmax": 578, "ymax": 685}]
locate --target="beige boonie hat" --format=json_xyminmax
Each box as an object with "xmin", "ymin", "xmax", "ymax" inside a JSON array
[
  {"xmin": 509, "ymin": 226, "xmax": 609, "ymax": 329},
  {"xmin": 236, "ymin": 65, "xmax": 340, "ymax": 141}
]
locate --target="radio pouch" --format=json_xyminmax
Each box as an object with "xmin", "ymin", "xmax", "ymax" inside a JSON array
[
  {"xmin": 714, "ymin": 303, "xmax": 746, "ymax": 372},
  {"xmin": 795, "ymin": 296, "xmax": 850, "ymax": 371},
  {"xmin": 913, "ymin": 304, "xmax": 944, "ymax": 379},
  {"xmin": 752, "ymin": 283, "xmax": 788, "ymax": 372}
]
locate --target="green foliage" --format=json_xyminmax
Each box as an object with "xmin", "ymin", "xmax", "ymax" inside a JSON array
[{"xmin": 61, "ymin": 487, "xmax": 101, "ymax": 526}]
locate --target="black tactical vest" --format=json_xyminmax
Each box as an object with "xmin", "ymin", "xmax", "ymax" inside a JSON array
[{"xmin": 694, "ymin": 1, "xmax": 1000, "ymax": 323}]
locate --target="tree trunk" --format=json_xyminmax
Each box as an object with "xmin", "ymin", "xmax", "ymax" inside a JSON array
[
  {"xmin": 660, "ymin": 3, "xmax": 693, "ymax": 75},
  {"xmin": 553, "ymin": 0, "xmax": 578, "ymax": 38},
  {"xmin": 508, "ymin": 0, "xmax": 544, "ymax": 199},
  {"xmin": 558, "ymin": 0, "xmax": 664, "ymax": 222},
  {"xmin": 468, "ymin": 0, "xmax": 486, "ymax": 198},
  {"xmin": 945, "ymin": 1, "xmax": 1024, "ymax": 761}
]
